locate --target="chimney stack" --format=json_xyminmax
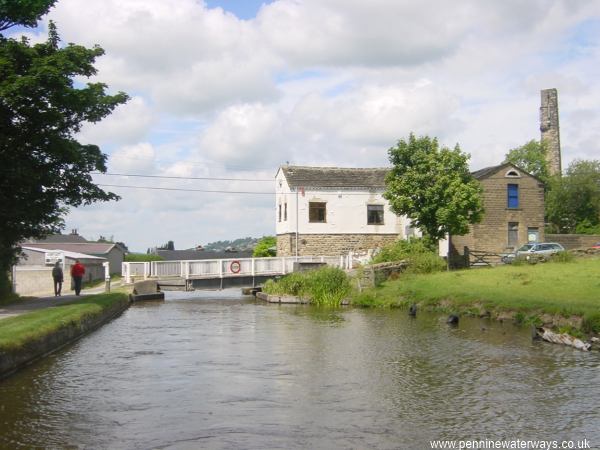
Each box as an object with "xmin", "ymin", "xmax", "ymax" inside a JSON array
[{"xmin": 540, "ymin": 88, "xmax": 562, "ymax": 176}]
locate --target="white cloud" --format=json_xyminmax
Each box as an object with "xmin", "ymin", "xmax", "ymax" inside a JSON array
[
  {"xmin": 108, "ymin": 142, "xmax": 157, "ymax": 174},
  {"xmin": 199, "ymin": 103, "xmax": 285, "ymax": 166},
  {"xmin": 41, "ymin": 0, "xmax": 600, "ymax": 250},
  {"xmin": 78, "ymin": 97, "xmax": 156, "ymax": 146}
]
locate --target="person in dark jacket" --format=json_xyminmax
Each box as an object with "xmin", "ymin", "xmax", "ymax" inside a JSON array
[
  {"xmin": 52, "ymin": 261, "xmax": 63, "ymax": 296},
  {"xmin": 70, "ymin": 260, "xmax": 86, "ymax": 296}
]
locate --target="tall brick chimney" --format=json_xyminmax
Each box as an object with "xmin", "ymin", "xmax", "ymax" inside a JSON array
[{"xmin": 540, "ymin": 88, "xmax": 561, "ymax": 176}]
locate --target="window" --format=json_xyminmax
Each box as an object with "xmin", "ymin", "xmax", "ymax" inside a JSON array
[
  {"xmin": 284, "ymin": 203, "xmax": 287, "ymax": 221},
  {"xmin": 309, "ymin": 202, "xmax": 326, "ymax": 223},
  {"xmin": 507, "ymin": 184, "xmax": 519, "ymax": 208},
  {"xmin": 527, "ymin": 227, "xmax": 539, "ymax": 243},
  {"xmin": 278, "ymin": 204, "xmax": 281, "ymax": 222},
  {"xmin": 367, "ymin": 205, "xmax": 384, "ymax": 225},
  {"xmin": 508, "ymin": 222, "xmax": 519, "ymax": 248}
]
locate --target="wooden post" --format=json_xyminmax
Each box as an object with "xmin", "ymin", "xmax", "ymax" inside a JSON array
[{"xmin": 464, "ymin": 246, "xmax": 470, "ymax": 268}]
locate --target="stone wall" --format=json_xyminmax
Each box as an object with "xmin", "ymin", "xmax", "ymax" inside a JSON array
[
  {"xmin": 14, "ymin": 268, "xmax": 54, "ymax": 296},
  {"xmin": 546, "ymin": 234, "xmax": 600, "ymax": 250},
  {"xmin": 450, "ymin": 167, "xmax": 545, "ymax": 260},
  {"xmin": 277, "ymin": 233, "xmax": 398, "ymax": 256}
]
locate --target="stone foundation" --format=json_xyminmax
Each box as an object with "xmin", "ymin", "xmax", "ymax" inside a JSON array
[{"xmin": 277, "ymin": 233, "xmax": 399, "ymax": 256}]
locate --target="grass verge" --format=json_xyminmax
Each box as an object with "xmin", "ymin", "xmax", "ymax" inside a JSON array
[
  {"xmin": 0, "ymin": 292, "xmax": 129, "ymax": 351},
  {"xmin": 352, "ymin": 258, "xmax": 600, "ymax": 334}
]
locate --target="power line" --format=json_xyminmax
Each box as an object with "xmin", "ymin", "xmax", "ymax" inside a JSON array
[
  {"xmin": 105, "ymin": 153, "xmax": 275, "ymax": 171},
  {"xmin": 98, "ymin": 184, "xmax": 274, "ymax": 194},
  {"xmin": 92, "ymin": 172, "xmax": 272, "ymax": 182}
]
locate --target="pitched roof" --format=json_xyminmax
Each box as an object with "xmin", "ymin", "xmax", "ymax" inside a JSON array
[
  {"xmin": 156, "ymin": 249, "xmax": 254, "ymax": 261},
  {"xmin": 23, "ymin": 242, "xmax": 120, "ymax": 255},
  {"xmin": 471, "ymin": 164, "xmax": 507, "ymax": 180},
  {"xmin": 28, "ymin": 233, "xmax": 88, "ymax": 244},
  {"xmin": 280, "ymin": 166, "xmax": 389, "ymax": 189},
  {"xmin": 21, "ymin": 246, "xmax": 106, "ymax": 261},
  {"xmin": 471, "ymin": 162, "xmax": 544, "ymax": 183}
]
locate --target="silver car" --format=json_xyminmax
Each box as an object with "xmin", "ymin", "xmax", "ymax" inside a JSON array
[{"xmin": 502, "ymin": 242, "xmax": 565, "ymax": 263}]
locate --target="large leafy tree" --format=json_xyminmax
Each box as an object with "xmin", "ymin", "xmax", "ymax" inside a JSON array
[
  {"xmin": 503, "ymin": 139, "xmax": 550, "ymax": 184},
  {"xmin": 0, "ymin": 0, "xmax": 56, "ymax": 31},
  {"xmin": 546, "ymin": 160, "xmax": 600, "ymax": 234},
  {"xmin": 253, "ymin": 236, "xmax": 277, "ymax": 257},
  {"xmin": 384, "ymin": 133, "xmax": 484, "ymax": 241},
  {"xmin": 0, "ymin": 3, "xmax": 128, "ymax": 291}
]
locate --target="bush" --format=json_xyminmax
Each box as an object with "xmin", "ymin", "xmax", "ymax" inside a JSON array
[
  {"xmin": 124, "ymin": 253, "xmax": 164, "ymax": 262},
  {"xmin": 263, "ymin": 267, "xmax": 351, "ymax": 306},
  {"xmin": 548, "ymin": 251, "xmax": 574, "ymax": 263},
  {"xmin": 371, "ymin": 238, "xmax": 445, "ymax": 274}
]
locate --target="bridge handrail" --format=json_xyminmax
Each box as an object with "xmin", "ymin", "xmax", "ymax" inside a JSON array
[{"xmin": 122, "ymin": 255, "xmax": 350, "ymax": 284}]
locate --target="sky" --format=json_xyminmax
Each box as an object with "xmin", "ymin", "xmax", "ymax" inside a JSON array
[{"xmin": 8, "ymin": 0, "xmax": 600, "ymax": 252}]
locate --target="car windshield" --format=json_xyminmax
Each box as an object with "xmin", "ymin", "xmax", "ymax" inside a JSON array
[{"xmin": 517, "ymin": 244, "xmax": 534, "ymax": 252}]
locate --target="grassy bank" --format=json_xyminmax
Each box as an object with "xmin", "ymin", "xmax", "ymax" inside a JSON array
[
  {"xmin": 0, "ymin": 292, "xmax": 129, "ymax": 351},
  {"xmin": 353, "ymin": 258, "xmax": 600, "ymax": 334}
]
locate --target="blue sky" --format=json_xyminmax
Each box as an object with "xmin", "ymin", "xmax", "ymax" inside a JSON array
[
  {"xmin": 9, "ymin": 0, "xmax": 600, "ymax": 251},
  {"xmin": 204, "ymin": 0, "xmax": 273, "ymax": 20}
]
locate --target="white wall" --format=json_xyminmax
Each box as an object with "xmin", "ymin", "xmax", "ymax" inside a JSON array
[{"xmin": 275, "ymin": 170, "xmax": 414, "ymax": 236}]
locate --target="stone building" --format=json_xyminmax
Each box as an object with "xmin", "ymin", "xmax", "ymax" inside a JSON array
[
  {"xmin": 445, "ymin": 163, "xmax": 545, "ymax": 264},
  {"xmin": 275, "ymin": 166, "xmax": 417, "ymax": 256}
]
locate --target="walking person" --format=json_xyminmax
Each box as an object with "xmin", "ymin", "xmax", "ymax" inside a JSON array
[
  {"xmin": 70, "ymin": 259, "xmax": 85, "ymax": 296},
  {"xmin": 52, "ymin": 261, "xmax": 63, "ymax": 296}
]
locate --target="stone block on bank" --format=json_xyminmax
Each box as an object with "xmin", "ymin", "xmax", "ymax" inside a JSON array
[{"xmin": 131, "ymin": 280, "xmax": 164, "ymax": 302}]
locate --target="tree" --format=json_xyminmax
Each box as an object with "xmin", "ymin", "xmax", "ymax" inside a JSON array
[
  {"xmin": 0, "ymin": 0, "xmax": 57, "ymax": 31},
  {"xmin": 504, "ymin": 139, "xmax": 550, "ymax": 184},
  {"xmin": 384, "ymin": 133, "xmax": 484, "ymax": 241},
  {"xmin": 158, "ymin": 241, "xmax": 175, "ymax": 251},
  {"xmin": 253, "ymin": 236, "xmax": 276, "ymax": 257},
  {"xmin": 0, "ymin": 11, "xmax": 128, "ymax": 294},
  {"xmin": 546, "ymin": 160, "xmax": 600, "ymax": 233}
]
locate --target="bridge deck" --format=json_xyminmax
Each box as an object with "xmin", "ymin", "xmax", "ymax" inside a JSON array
[{"xmin": 122, "ymin": 255, "xmax": 349, "ymax": 286}]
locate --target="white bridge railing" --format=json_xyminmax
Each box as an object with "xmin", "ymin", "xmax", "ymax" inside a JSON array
[{"xmin": 122, "ymin": 255, "xmax": 350, "ymax": 284}]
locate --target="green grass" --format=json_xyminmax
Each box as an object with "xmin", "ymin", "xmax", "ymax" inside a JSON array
[
  {"xmin": 263, "ymin": 266, "xmax": 352, "ymax": 306},
  {"xmin": 0, "ymin": 292, "xmax": 129, "ymax": 351},
  {"xmin": 351, "ymin": 258, "xmax": 600, "ymax": 333},
  {"xmin": 82, "ymin": 273, "xmax": 122, "ymax": 289},
  {"xmin": 124, "ymin": 253, "xmax": 164, "ymax": 262}
]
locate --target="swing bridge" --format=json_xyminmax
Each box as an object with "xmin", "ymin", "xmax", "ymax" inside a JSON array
[{"xmin": 122, "ymin": 255, "xmax": 351, "ymax": 290}]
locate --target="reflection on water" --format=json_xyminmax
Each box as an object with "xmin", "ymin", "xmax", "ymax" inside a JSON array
[{"xmin": 1, "ymin": 290, "xmax": 599, "ymax": 449}]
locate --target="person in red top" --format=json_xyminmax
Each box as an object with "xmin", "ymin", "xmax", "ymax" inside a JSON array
[{"xmin": 70, "ymin": 260, "xmax": 86, "ymax": 296}]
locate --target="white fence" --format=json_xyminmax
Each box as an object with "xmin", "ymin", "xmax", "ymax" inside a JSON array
[{"xmin": 122, "ymin": 255, "xmax": 350, "ymax": 284}]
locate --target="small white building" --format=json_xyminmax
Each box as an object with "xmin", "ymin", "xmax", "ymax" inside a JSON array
[
  {"xmin": 15, "ymin": 247, "xmax": 107, "ymax": 296},
  {"xmin": 275, "ymin": 166, "xmax": 418, "ymax": 256}
]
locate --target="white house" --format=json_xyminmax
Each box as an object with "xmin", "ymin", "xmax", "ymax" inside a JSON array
[{"xmin": 275, "ymin": 165, "xmax": 418, "ymax": 256}]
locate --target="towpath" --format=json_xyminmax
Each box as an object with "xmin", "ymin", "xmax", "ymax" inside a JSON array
[{"xmin": 0, "ymin": 280, "xmax": 124, "ymax": 320}]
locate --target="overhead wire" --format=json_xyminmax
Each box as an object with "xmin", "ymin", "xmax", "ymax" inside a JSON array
[{"xmin": 92, "ymin": 172, "xmax": 272, "ymax": 182}]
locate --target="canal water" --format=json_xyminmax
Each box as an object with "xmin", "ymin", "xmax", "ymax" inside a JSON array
[{"xmin": 1, "ymin": 291, "xmax": 599, "ymax": 449}]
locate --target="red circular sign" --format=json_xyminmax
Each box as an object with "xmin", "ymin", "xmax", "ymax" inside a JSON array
[{"xmin": 230, "ymin": 260, "xmax": 241, "ymax": 274}]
